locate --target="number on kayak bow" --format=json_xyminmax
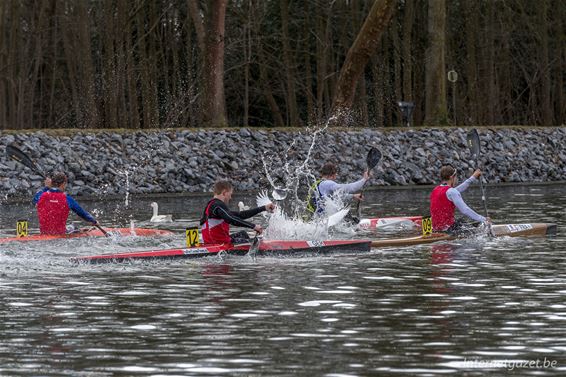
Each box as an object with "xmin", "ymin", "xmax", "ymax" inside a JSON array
[
  {"xmin": 17, "ymin": 220, "xmax": 29, "ymax": 238},
  {"xmin": 186, "ymin": 227, "xmax": 200, "ymax": 247},
  {"xmin": 422, "ymin": 217, "xmax": 433, "ymax": 236}
]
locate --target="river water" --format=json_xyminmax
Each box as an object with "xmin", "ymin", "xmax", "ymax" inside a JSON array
[{"xmin": 0, "ymin": 185, "xmax": 564, "ymax": 376}]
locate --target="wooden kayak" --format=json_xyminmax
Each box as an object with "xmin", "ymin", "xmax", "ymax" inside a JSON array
[
  {"xmin": 370, "ymin": 223, "xmax": 557, "ymax": 248},
  {"xmin": 72, "ymin": 239, "xmax": 373, "ymax": 264},
  {"xmin": 358, "ymin": 216, "xmax": 422, "ymax": 229},
  {"xmin": 0, "ymin": 227, "xmax": 173, "ymax": 244}
]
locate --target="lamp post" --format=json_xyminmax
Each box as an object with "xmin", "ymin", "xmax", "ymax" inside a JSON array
[
  {"xmin": 398, "ymin": 101, "xmax": 415, "ymax": 127},
  {"xmin": 448, "ymin": 70, "xmax": 458, "ymax": 125}
]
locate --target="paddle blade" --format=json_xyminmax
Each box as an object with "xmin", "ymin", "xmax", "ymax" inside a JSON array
[
  {"xmin": 247, "ymin": 235, "xmax": 261, "ymax": 257},
  {"xmin": 466, "ymin": 129, "xmax": 481, "ymax": 159},
  {"xmin": 366, "ymin": 147, "xmax": 382, "ymax": 170},
  {"xmin": 6, "ymin": 144, "xmax": 45, "ymax": 178},
  {"xmin": 328, "ymin": 208, "xmax": 350, "ymax": 227}
]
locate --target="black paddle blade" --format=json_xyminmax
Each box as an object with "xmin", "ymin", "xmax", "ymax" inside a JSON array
[
  {"xmin": 6, "ymin": 144, "xmax": 45, "ymax": 178},
  {"xmin": 466, "ymin": 129, "xmax": 481, "ymax": 159},
  {"xmin": 366, "ymin": 147, "xmax": 382, "ymax": 170}
]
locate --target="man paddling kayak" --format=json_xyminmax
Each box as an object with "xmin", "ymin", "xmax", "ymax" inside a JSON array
[
  {"xmin": 307, "ymin": 162, "xmax": 369, "ymax": 215},
  {"xmin": 430, "ymin": 165, "xmax": 490, "ymax": 234},
  {"xmin": 200, "ymin": 181, "xmax": 275, "ymax": 244},
  {"xmin": 33, "ymin": 172, "xmax": 98, "ymax": 235}
]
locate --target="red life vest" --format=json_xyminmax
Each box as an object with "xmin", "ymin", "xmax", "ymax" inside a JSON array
[
  {"xmin": 201, "ymin": 199, "xmax": 231, "ymax": 244},
  {"xmin": 430, "ymin": 185, "xmax": 455, "ymax": 231},
  {"xmin": 37, "ymin": 191, "xmax": 70, "ymax": 235}
]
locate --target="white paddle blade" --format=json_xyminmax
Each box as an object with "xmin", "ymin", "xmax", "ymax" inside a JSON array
[{"xmin": 327, "ymin": 208, "xmax": 350, "ymax": 227}]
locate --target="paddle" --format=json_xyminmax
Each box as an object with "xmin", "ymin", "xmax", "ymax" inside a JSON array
[
  {"xmin": 246, "ymin": 233, "xmax": 261, "ymax": 259},
  {"xmin": 354, "ymin": 147, "xmax": 382, "ymax": 221},
  {"xmin": 466, "ymin": 129, "xmax": 493, "ymax": 236},
  {"xmin": 5, "ymin": 144, "xmax": 110, "ymax": 237},
  {"xmin": 6, "ymin": 144, "xmax": 46, "ymax": 178}
]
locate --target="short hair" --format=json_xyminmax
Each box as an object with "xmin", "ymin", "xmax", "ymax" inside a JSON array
[
  {"xmin": 440, "ymin": 165, "xmax": 457, "ymax": 181},
  {"xmin": 51, "ymin": 172, "xmax": 68, "ymax": 187},
  {"xmin": 213, "ymin": 180, "xmax": 233, "ymax": 194},
  {"xmin": 320, "ymin": 162, "xmax": 337, "ymax": 177}
]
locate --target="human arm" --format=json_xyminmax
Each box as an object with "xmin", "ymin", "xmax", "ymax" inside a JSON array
[
  {"xmin": 211, "ymin": 201, "xmax": 257, "ymax": 229},
  {"xmin": 33, "ymin": 187, "xmax": 49, "ymax": 205},
  {"xmin": 446, "ymin": 188, "xmax": 487, "ymax": 222},
  {"xmin": 66, "ymin": 195, "xmax": 97, "ymax": 224},
  {"xmin": 454, "ymin": 170, "xmax": 481, "ymax": 193}
]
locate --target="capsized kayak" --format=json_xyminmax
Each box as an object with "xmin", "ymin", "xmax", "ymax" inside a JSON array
[
  {"xmin": 370, "ymin": 223, "xmax": 557, "ymax": 248},
  {"xmin": 72, "ymin": 239, "xmax": 372, "ymax": 264},
  {"xmin": 0, "ymin": 227, "xmax": 173, "ymax": 244},
  {"xmin": 358, "ymin": 216, "xmax": 422, "ymax": 229}
]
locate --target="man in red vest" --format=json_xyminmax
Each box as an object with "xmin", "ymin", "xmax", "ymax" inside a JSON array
[
  {"xmin": 200, "ymin": 181, "xmax": 275, "ymax": 244},
  {"xmin": 33, "ymin": 172, "xmax": 98, "ymax": 235},
  {"xmin": 430, "ymin": 165, "xmax": 490, "ymax": 233}
]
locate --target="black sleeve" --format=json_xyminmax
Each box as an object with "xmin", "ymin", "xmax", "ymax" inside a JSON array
[
  {"xmin": 211, "ymin": 201, "xmax": 256, "ymax": 229},
  {"xmin": 233, "ymin": 206, "xmax": 266, "ymax": 220}
]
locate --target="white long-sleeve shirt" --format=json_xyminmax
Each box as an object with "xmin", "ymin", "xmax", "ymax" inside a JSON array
[{"xmin": 445, "ymin": 176, "xmax": 487, "ymax": 223}]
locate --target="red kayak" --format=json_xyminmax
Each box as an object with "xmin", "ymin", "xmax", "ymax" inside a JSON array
[
  {"xmin": 72, "ymin": 239, "xmax": 372, "ymax": 264},
  {"xmin": 0, "ymin": 227, "xmax": 173, "ymax": 244},
  {"xmin": 358, "ymin": 216, "xmax": 422, "ymax": 229}
]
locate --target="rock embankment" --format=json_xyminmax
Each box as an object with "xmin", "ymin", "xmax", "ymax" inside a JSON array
[{"xmin": 1, "ymin": 127, "xmax": 564, "ymax": 198}]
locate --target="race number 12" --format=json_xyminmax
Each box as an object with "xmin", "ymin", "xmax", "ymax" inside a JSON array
[{"xmin": 186, "ymin": 227, "xmax": 200, "ymax": 247}]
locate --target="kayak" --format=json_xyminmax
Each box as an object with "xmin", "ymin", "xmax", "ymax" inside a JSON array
[
  {"xmin": 370, "ymin": 223, "xmax": 557, "ymax": 248},
  {"xmin": 0, "ymin": 227, "xmax": 173, "ymax": 244},
  {"xmin": 358, "ymin": 216, "xmax": 422, "ymax": 229},
  {"xmin": 72, "ymin": 239, "xmax": 373, "ymax": 264},
  {"xmin": 72, "ymin": 223, "xmax": 556, "ymax": 264}
]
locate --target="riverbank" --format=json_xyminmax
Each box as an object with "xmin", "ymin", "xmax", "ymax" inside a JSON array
[{"xmin": 1, "ymin": 127, "xmax": 565, "ymax": 198}]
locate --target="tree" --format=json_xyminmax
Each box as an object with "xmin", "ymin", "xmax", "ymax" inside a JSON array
[
  {"xmin": 424, "ymin": 0, "xmax": 447, "ymax": 125},
  {"xmin": 331, "ymin": 0, "xmax": 397, "ymax": 123}
]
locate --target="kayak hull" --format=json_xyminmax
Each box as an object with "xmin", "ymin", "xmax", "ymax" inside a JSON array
[
  {"xmin": 0, "ymin": 227, "xmax": 173, "ymax": 244},
  {"xmin": 358, "ymin": 216, "xmax": 422, "ymax": 229},
  {"xmin": 370, "ymin": 223, "xmax": 557, "ymax": 248},
  {"xmin": 72, "ymin": 239, "xmax": 373, "ymax": 264}
]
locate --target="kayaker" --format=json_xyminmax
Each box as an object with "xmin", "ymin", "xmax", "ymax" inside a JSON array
[
  {"xmin": 430, "ymin": 165, "xmax": 490, "ymax": 234},
  {"xmin": 306, "ymin": 162, "xmax": 369, "ymax": 215},
  {"xmin": 33, "ymin": 172, "xmax": 98, "ymax": 235},
  {"xmin": 200, "ymin": 180, "xmax": 275, "ymax": 244}
]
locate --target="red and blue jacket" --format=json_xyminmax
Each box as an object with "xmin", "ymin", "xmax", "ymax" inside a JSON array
[{"xmin": 33, "ymin": 187, "xmax": 97, "ymax": 235}]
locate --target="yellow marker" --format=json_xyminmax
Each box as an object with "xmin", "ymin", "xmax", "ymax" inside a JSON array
[
  {"xmin": 421, "ymin": 217, "xmax": 432, "ymax": 237},
  {"xmin": 17, "ymin": 220, "xmax": 29, "ymax": 238},
  {"xmin": 186, "ymin": 227, "xmax": 200, "ymax": 247}
]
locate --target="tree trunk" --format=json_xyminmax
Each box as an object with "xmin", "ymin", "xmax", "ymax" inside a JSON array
[
  {"xmin": 402, "ymin": 0, "xmax": 414, "ymax": 102},
  {"xmin": 202, "ymin": 0, "xmax": 228, "ymax": 127},
  {"xmin": 280, "ymin": 0, "xmax": 299, "ymax": 126},
  {"xmin": 424, "ymin": 0, "xmax": 447, "ymax": 125},
  {"xmin": 331, "ymin": 0, "xmax": 397, "ymax": 123}
]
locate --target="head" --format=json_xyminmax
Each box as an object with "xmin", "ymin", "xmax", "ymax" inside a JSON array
[
  {"xmin": 320, "ymin": 162, "xmax": 338, "ymax": 179},
  {"xmin": 440, "ymin": 165, "xmax": 458, "ymax": 186},
  {"xmin": 213, "ymin": 180, "xmax": 233, "ymax": 203},
  {"xmin": 51, "ymin": 172, "xmax": 68, "ymax": 189}
]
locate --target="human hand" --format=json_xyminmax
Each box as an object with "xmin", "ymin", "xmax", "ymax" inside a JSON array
[
  {"xmin": 363, "ymin": 169, "xmax": 370, "ymax": 180},
  {"xmin": 265, "ymin": 203, "xmax": 276, "ymax": 213},
  {"xmin": 254, "ymin": 224, "xmax": 263, "ymax": 234},
  {"xmin": 353, "ymin": 193, "xmax": 363, "ymax": 201},
  {"xmin": 472, "ymin": 169, "xmax": 482, "ymax": 179}
]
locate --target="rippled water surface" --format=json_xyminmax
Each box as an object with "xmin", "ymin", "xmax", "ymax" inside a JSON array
[{"xmin": 1, "ymin": 185, "xmax": 565, "ymax": 376}]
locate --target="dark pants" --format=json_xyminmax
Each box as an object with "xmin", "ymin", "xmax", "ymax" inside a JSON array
[{"xmin": 230, "ymin": 230, "xmax": 251, "ymax": 245}]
